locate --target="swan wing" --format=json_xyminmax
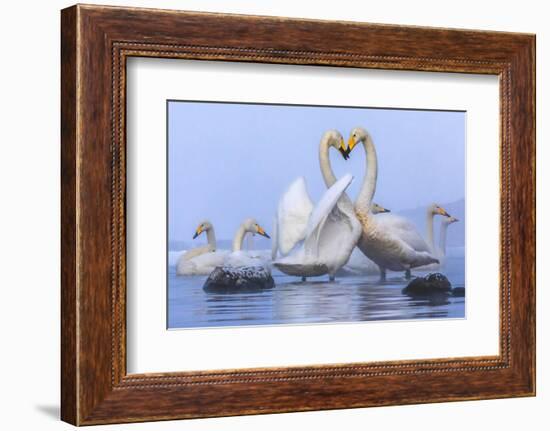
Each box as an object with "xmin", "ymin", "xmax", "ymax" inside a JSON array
[
  {"xmin": 276, "ymin": 177, "xmax": 314, "ymax": 255},
  {"xmin": 304, "ymin": 174, "xmax": 360, "ymax": 259},
  {"xmin": 375, "ymin": 213, "xmax": 431, "ymax": 253}
]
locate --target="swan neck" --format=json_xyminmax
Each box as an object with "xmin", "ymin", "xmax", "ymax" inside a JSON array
[
  {"xmin": 232, "ymin": 224, "xmax": 248, "ymax": 252},
  {"xmin": 319, "ymin": 136, "xmax": 354, "ymax": 210},
  {"xmin": 319, "ymin": 137, "xmax": 338, "ymax": 188},
  {"xmin": 426, "ymin": 209, "xmax": 435, "ymax": 251},
  {"xmin": 356, "ymin": 134, "xmax": 378, "ymax": 213},
  {"xmin": 439, "ymin": 222, "xmax": 448, "ymax": 257},
  {"xmin": 206, "ymin": 227, "xmax": 216, "ymax": 251}
]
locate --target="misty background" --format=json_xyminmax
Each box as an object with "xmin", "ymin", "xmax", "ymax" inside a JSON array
[{"xmin": 168, "ymin": 101, "xmax": 465, "ymax": 251}]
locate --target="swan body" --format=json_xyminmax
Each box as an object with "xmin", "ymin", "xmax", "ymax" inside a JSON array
[
  {"xmin": 374, "ymin": 204, "xmax": 452, "ymax": 274},
  {"xmin": 176, "ymin": 221, "xmax": 228, "ymax": 275},
  {"xmin": 374, "ymin": 213, "xmax": 431, "ymax": 255},
  {"xmin": 338, "ymin": 203, "xmax": 389, "ymax": 276},
  {"xmin": 178, "ymin": 249, "xmax": 230, "ymax": 275},
  {"xmin": 203, "ymin": 218, "xmax": 274, "ymax": 291},
  {"xmin": 225, "ymin": 249, "xmax": 272, "ymax": 269},
  {"xmin": 274, "ymin": 174, "xmax": 362, "ymax": 279},
  {"xmin": 347, "ymin": 127, "xmax": 439, "ymax": 275}
]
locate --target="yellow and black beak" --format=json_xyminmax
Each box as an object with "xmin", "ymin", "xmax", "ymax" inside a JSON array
[
  {"xmin": 256, "ymin": 225, "xmax": 270, "ymax": 239},
  {"xmin": 380, "ymin": 206, "xmax": 391, "ymax": 214},
  {"xmin": 192, "ymin": 226, "xmax": 203, "ymax": 239},
  {"xmin": 439, "ymin": 207, "xmax": 451, "ymax": 217},
  {"xmin": 338, "ymin": 138, "xmax": 350, "ymax": 160},
  {"xmin": 347, "ymin": 136, "xmax": 357, "ymax": 153}
]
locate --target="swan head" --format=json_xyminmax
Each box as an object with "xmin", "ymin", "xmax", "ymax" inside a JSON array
[
  {"xmin": 192, "ymin": 220, "xmax": 213, "ymax": 239},
  {"xmin": 443, "ymin": 216, "xmax": 459, "ymax": 225},
  {"xmin": 242, "ymin": 218, "xmax": 271, "ymax": 239},
  {"xmin": 372, "ymin": 203, "xmax": 391, "ymax": 214},
  {"xmin": 347, "ymin": 127, "xmax": 369, "ymax": 152},
  {"xmin": 322, "ymin": 129, "xmax": 349, "ymax": 160},
  {"xmin": 429, "ymin": 203, "xmax": 451, "ymax": 218}
]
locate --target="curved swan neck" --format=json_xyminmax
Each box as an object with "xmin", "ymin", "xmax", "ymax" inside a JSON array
[
  {"xmin": 319, "ymin": 136, "xmax": 338, "ymax": 188},
  {"xmin": 205, "ymin": 227, "xmax": 216, "ymax": 251},
  {"xmin": 426, "ymin": 209, "xmax": 435, "ymax": 251},
  {"xmin": 232, "ymin": 224, "xmax": 248, "ymax": 252},
  {"xmin": 356, "ymin": 134, "xmax": 378, "ymax": 213}
]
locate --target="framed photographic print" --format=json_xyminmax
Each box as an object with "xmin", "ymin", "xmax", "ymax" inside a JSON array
[{"xmin": 61, "ymin": 4, "xmax": 535, "ymax": 425}]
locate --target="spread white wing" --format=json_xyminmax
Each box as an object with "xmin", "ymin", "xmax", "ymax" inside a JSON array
[
  {"xmin": 303, "ymin": 174, "xmax": 360, "ymax": 261},
  {"xmin": 275, "ymin": 177, "xmax": 314, "ymax": 256}
]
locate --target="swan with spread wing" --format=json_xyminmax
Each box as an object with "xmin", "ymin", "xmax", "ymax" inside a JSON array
[{"xmin": 272, "ymin": 130, "xmax": 362, "ymax": 281}]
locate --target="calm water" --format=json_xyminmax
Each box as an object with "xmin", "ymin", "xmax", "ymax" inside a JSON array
[{"xmin": 168, "ymin": 250, "xmax": 465, "ymax": 329}]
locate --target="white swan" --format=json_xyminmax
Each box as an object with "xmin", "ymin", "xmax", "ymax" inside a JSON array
[
  {"xmin": 346, "ymin": 127, "xmax": 439, "ymax": 280},
  {"xmin": 203, "ymin": 218, "xmax": 273, "ymax": 292},
  {"xmin": 374, "ymin": 203, "xmax": 451, "ymax": 276},
  {"xmin": 272, "ymin": 130, "xmax": 362, "ymax": 281},
  {"xmin": 224, "ymin": 218, "xmax": 272, "ymax": 268},
  {"xmin": 338, "ymin": 203, "xmax": 390, "ymax": 276},
  {"xmin": 437, "ymin": 215, "xmax": 459, "ymax": 263},
  {"xmin": 273, "ymin": 130, "xmax": 352, "ymax": 258},
  {"xmin": 274, "ymin": 173, "xmax": 362, "ymax": 281},
  {"xmin": 176, "ymin": 220, "xmax": 229, "ymax": 275}
]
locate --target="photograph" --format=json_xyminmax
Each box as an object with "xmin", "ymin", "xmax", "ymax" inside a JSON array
[{"xmin": 167, "ymin": 100, "xmax": 466, "ymax": 329}]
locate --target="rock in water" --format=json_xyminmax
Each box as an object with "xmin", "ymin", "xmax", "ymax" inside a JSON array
[
  {"xmin": 403, "ymin": 273, "xmax": 452, "ymax": 296},
  {"xmin": 203, "ymin": 266, "xmax": 275, "ymax": 293},
  {"xmin": 451, "ymin": 287, "xmax": 465, "ymax": 297}
]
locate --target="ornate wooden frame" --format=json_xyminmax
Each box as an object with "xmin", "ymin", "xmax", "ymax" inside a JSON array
[{"xmin": 61, "ymin": 4, "xmax": 535, "ymax": 425}]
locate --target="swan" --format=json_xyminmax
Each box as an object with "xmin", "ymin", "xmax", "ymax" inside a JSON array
[
  {"xmin": 224, "ymin": 218, "xmax": 272, "ymax": 268},
  {"xmin": 338, "ymin": 203, "xmax": 391, "ymax": 276},
  {"xmin": 272, "ymin": 130, "xmax": 362, "ymax": 281},
  {"xmin": 374, "ymin": 203, "xmax": 451, "ymax": 276},
  {"xmin": 346, "ymin": 127, "xmax": 439, "ymax": 280},
  {"xmin": 176, "ymin": 220, "xmax": 229, "ymax": 275},
  {"xmin": 203, "ymin": 218, "xmax": 273, "ymax": 292},
  {"xmin": 437, "ymin": 215, "xmax": 459, "ymax": 263},
  {"xmin": 272, "ymin": 130, "xmax": 352, "ymax": 259},
  {"xmin": 372, "ymin": 203, "xmax": 391, "ymax": 215},
  {"xmin": 273, "ymin": 173, "xmax": 362, "ymax": 281}
]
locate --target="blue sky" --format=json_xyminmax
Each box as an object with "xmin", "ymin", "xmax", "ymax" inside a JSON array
[{"xmin": 168, "ymin": 101, "xmax": 465, "ymax": 245}]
